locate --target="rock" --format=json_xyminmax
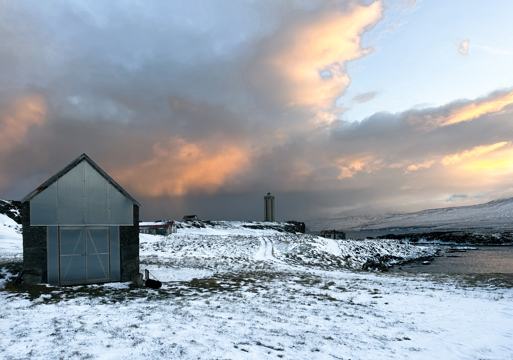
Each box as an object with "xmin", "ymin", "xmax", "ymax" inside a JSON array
[{"xmin": 132, "ymin": 273, "xmax": 144, "ymax": 287}]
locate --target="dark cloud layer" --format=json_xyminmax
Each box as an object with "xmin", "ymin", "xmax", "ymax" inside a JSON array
[{"xmin": 1, "ymin": 1, "xmax": 513, "ymax": 222}]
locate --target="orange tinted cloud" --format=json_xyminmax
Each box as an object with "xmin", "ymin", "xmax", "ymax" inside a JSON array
[
  {"xmin": 442, "ymin": 90, "xmax": 513, "ymax": 126},
  {"xmin": 439, "ymin": 142, "xmax": 513, "ymax": 189},
  {"xmin": 0, "ymin": 94, "xmax": 47, "ymax": 152},
  {"xmin": 114, "ymin": 137, "xmax": 250, "ymax": 197},
  {"xmin": 441, "ymin": 142, "xmax": 509, "ymax": 165},
  {"xmin": 455, "ymin": 144, "xmax": 513, "ymax": 174},
  {"xmin": 337, "ymin": 155, "xmax": 382, "ymax": 179},
  {"xmin": 405, "ymin": 160, "xmax": 434, "ymax": 172},
  {"xmin": 464, "ymin": 154, "xmax": 513, "ymax": 172},
  {"xmin": 405, "ymin": 90, "xmax": 513, "ymax": 130},
  {"xmin": 254, "ymin": 1, "xmax": 383, "ymax": 110}
]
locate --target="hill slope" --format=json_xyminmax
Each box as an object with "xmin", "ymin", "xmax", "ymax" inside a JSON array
[{"xmin": 307, "ymin": 197, "xmax": 513, "ymax": 231}]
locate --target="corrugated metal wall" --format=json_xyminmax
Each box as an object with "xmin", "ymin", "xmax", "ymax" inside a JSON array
[{"xmin": 30, "ymin": 161, "xmax": 133, "ymax": 226}]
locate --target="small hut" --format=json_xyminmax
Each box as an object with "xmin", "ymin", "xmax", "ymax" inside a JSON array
[
  {"xmin": 139, "ymin": 221, "xmax": 177, "ymax": 235},
  {"xmin": 21, "ymin": 154, "xmax": 140, "ymax": 285},
  {"xmin": 182, "ymin": 215, "xmax": 199, "ymax": 222},
  {"xmin": 320, "ymin": 230, "xmax": 346, "ymax": 240}
]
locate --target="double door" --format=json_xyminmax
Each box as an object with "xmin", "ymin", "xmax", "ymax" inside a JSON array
[{"xmin": 59, "ymin": 227, "xmax": 110, "ymax": 285}]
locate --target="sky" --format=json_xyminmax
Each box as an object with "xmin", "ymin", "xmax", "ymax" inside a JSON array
[{"xmin": 1, "ymin": 0, "xmax": 513, "ymax": 222}]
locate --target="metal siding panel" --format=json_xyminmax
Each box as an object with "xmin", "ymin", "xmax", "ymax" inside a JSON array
[
  {"xmin": 30, "ymin": 182, "xmax": 58, "ymax": 225},
  {"xmin": 57, "ymin": 162, "xmax": 85, "ymax": 225},
  {"xmin": 84, "ymin": 162, "xmax": 109, "ymax": 225},
  {"xmin": 59, "ymin": 228, "xmax": 86, "ymax": 284},
  {"xmin": 109, "ymin": 186, "xmax": 133, "ymax": 225},
  {"xmin": 85, "ymin": 227, "xmax": 110, "ymax": 282},
  {"xmin": 47, "ymin": 226, "xmax": 59, "ymax": 285},
  {"xmin": 87, "ymin": 228, "xmax": 109, "ymax": 253},
  {"xmin": 60, "ymin": 256, "xmax": 86, "ymax": 284},
  {"xmin": 109, "ymin": 227, "xmax": 120, "ymax": 281},
  {"xmin": 87, "ymin": 254, "xmax": 110, "ymax": 281},
  {"xmin": 60, "ymin": 228, "xmax": 84, "ymax": 255}
]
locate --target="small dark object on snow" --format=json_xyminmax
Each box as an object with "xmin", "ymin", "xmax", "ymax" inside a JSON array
[
  {"xmin": 145, "ymin": 278, "xmax": 162, "ymax": 289},
  {"xmin": 144, "ymin": 269, "xmax": 162, "ymax": 289}
]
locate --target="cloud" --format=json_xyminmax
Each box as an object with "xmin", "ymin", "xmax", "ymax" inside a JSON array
[
  {"xmin": 352, "ymin": 91, "xmax": 378, "ymax": 104},
  {"xmin": 248, "ymin": 1, "xmax": 383, "ymax": 111},
  {"xmin": 442, "ymin": 90, "xmax": 513, "ymax": 126},
  {"xmin": 472, "ymin": 44, "xmax": 513, "ymax": 55},
  {"xmin": 3, "ymin": 84, "xmax": 513, "ymax": 220},
  {"xmin": 405, "ymin": 160, "xmax": 434, "ymax": 172},
  {"xmin": 1, "ymin": 1, "xmax": 513, "ymax": 221},
  {"xmin": 337, "ymin": 156, "xmax": 382, "ymax": 179},
  {"xmin": 446, "ymin": 194, "xmax": 467, "ymax": 202},
  {"xmin": 459, "ymin": 39, "xmax": 470, "ymax": 55},
  {"xmin": 441, "ymin": 142, "xmax": 509, "ymax": 165},
  {"xmin": 0, "ymin": 94, "xmax": 47, "ymax": 153},
  {"xmin": 113, "ymin": 137, "xmax": 250, "ymax": 197},
  {"xmin": 0, "ymin": 93, "xmax": 47, "ymax": 190},
  {"xmin": 401, "ymin": 0, "xmax": 419, "ymax": 8},
  {"xmin": 461, "ymin": 147, "xmax": 513, "ymax": 173},
  {"xmin": 404, "ymin": 89, "xmax": 513, "ymax": 129}
]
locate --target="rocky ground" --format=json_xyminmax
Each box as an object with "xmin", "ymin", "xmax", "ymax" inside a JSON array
[{"xmin": 377, "ymin": 230, "xmax": 513, "ymax": 245}]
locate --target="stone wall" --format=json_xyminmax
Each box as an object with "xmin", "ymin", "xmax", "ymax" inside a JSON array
[
  {"xmin": 120, "ymin": 205, "xmax": 140, "ymax": 282},
  {"xmin": 22, "ymin": 202, "xmax": 48, "ymax": 284}
]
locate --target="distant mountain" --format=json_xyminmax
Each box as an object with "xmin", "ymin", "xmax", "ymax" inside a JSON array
[{"xmin": 306, "ymin": 197, "xmax": 513, "ymax": 232}]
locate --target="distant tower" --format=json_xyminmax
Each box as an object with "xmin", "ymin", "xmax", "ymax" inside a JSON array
[{"xmin": 264, "ymin": 192, "xmax": 275, "ymax": 222}]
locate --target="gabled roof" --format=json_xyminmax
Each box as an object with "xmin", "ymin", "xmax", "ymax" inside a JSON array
[{"xmin": 22, "ymin": 153, "xmax": 140, "ymax": 206}]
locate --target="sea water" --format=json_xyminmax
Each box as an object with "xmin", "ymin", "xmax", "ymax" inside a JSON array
[{"xmin": 397, "ymin": 246, "xmax": 513, "ymax": 274}]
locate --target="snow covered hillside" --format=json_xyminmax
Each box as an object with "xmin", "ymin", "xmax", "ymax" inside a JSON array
[
  {"xmin": 140, "ymin": 231, "xmax": 437, "ymax": 276},
  {"xmin": 1, "ymin": 220, "xmax": 512, "ymax": 359},
  {"xmin": 0, "ymin": 213, "xmax": 22, "ymax": 264},
  {"xmin": 307, "ymin": 197, "xmax": 513, "ymax": 231}
]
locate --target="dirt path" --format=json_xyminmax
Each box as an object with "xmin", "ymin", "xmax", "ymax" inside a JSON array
[{"xmin": 254, "ymin": 236, "xmax": 274, "ymax": 261}]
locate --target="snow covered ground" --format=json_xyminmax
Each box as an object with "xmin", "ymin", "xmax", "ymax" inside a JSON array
[
  {"xmin": 0, "ymin": 213, "xmax": 22, "ymax": 264},
  {"xmin": 1, "ymin": 221, "xmax": 512, "ymax": 359}
]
